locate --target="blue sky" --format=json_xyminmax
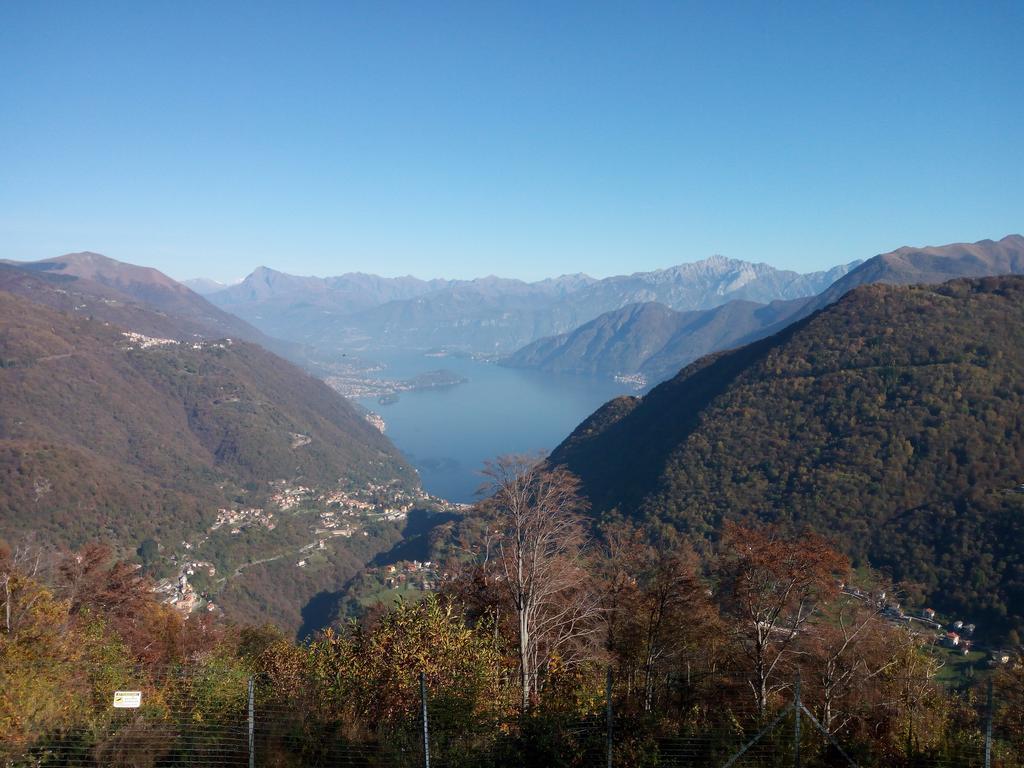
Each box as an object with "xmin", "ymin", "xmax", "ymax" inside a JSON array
[{"xmin": 1, "ymin": 1, "xmax": 1021, "ymax": 282}]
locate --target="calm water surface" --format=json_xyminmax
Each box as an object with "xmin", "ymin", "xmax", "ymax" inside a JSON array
[{"xmin": 358, "ymin": 352, "xmax": 635, "ymax": 502}]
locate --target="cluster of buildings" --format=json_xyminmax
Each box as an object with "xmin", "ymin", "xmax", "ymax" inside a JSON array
[
  {"xmin": 284, "ymin": 483, "xmax": 431, "ymax": 568},
  {"xmin": 119, "ymin": 332, "xmax": 233, "ymax": 351},
  {"xmin": 364, "ymin": 412, "xmax": 386, "ymax": 433},
  {"xmin": 839, "ymin": 585, "xmax": 1013, "ymax": 663},
  {"xmin": 210, "ymin": 507, "xmax": 276, "ymax": 534},
  {"xmin": 269, "ymin": 483, "xmax": 314, "ymax": 511},
  {"xmin": 159, "ymin": 473, "xmax": 463, "ymax": 605},
  {"xmin": 313, "ymin": 508, "xmax": 361, "ymax": 536},
  {"xmin": 930, "ymin": 617, "xmax": 1010, "ymax": 664},
  {"xmin": 939, "ymin": 618, "xmax": 977, "ymax": 653},
  {"xmin": 318, "ymin": 482, "xmax": 419, "ymax": 519},
  {"xmin": 918, "ymin": 610, "xmax": 985, "ymax": 656},
  {"xmin": 613, "ymin": 372, "xmax": 647, "ymax": 389},
  {"xmin": 154, "ymin": 561, "xmax": 218, "ymax": 615},
  {"xmin": 320, "ymin": 489, "xmax": 376, "ymax": 512},
  {"xmin": 378, "ymin": 560, "xmax": 442, "ymax": 591},
  {"xmin": 119, "ymin": 331, "xmax": 178, "ymax": 349}
]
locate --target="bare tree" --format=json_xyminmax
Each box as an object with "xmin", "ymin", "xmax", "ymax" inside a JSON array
[
  {"xmin": 717, "ymin": 522, "xmax": 847, "ymax": 717},
  {"xmin": 477, "ymin": 455, "xmax": 601, "ymax": 710},
  {"xmin": 0, "ymin": 539, "xmax": 47, "ymax": 634},
  {"xmin": 807, "ymin": 579, "xmax": 918, "ymax": 736}
]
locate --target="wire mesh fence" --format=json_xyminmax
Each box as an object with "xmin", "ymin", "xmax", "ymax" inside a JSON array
[{"xmin": 2, "ymin": 664, "xmax": 1021, "ymax": 767}]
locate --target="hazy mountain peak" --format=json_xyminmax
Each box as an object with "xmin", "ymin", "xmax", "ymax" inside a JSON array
[
  {"xmin": 249, "ymin": 265, "xmax": 289, "ymax": 282},
  {"xmin": 692, "ymin": 253, "xmax": 741, "ymax": 269},
  {"xmin": 52, "ymin": 250, "xmax": 109, "ymax": 264},
  {"xmin": 183, "ymin": 277, "xmax": 238, "ymax": 295}
]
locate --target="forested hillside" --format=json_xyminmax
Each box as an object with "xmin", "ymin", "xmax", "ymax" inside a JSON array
[
  {"xmin": 0, "ymin": 290, "xmax": 416, "ymax": 549},
  {"xmin": 551, "ymin": 276, "xmax": 1024, "ymax": 636}
]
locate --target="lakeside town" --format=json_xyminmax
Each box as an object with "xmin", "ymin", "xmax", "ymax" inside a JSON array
[
  {"xmin": 613, "ymin": 372, "xmax": 647, "ymax": 390},
  {"xmin": 324, "ymin": 368, "xmax": 468, "ymax": 400}
]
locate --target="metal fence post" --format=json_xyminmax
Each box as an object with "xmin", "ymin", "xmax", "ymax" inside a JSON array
[
  {"xmin": 794, "ymin": 674, "xmax": 801, "ymax": 768},
  {"xmin": 985, "ymin": 677, "xmax": 994, "ymax": 768},
  {"xmin": 605, "ymin": 667, "xmax": 613, "ymax": 768},
  {"xmin": 420, "ymin": 671, "xmax": 431, "ymax": 768},
  {"xmin": 247, "ymin": 676, "xmax": 255, "ymax": 768}
]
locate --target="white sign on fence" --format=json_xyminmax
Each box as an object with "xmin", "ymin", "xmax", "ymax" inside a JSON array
[{"xmin": 113, "ymin": 691, "xmax": 142, "ymax": 708}]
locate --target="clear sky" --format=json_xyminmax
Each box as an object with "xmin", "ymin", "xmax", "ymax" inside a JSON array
[{"xmin": 1, "ymin": 1, "xmax": 1021, "ymax": 283}]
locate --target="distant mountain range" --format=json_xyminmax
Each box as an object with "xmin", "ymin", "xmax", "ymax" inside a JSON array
[
  {"xmin": 505, "ymin": 235, "xmax": 1024, "ymax": 383},
  {"xmin": 200, "ymin": 257, "xmax": 859, "ymax": 355},
  {"xmin": 183, "ymin": 277, "xmax": 238, "ymax": 295},
  {"xmin": 550, "ymin": 274, "xmax": 1024, "ymax": 637}
]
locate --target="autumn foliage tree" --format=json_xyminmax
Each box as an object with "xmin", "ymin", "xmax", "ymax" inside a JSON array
[
  {"xmin": 596, "ymin": 521, "xmax": 718, "ymax": 712},
  {"xmin": 716, "ymin": 523, "xmax": 848, "ymax": 716},
  {"xmin": 2, "ymin": 524, "xmax": 1015, "ymax": 768},
  {"xmin": 475, "ymin": 456, "xmax": 601, "ymax": 710},
  {"xmin": 308, "ymin": 595, "xmax": 510, "ymax": 727}
]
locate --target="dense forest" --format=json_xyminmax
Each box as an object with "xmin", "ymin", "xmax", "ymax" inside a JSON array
[{"xmin": 552, "ymin": 276, "xmax": 1024, "ymax": 638}]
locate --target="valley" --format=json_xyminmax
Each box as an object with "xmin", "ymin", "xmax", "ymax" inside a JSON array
[
  {"xmin": 352, "ymin": 350, "xmax": 634, "ymax": 501},
  {"xmin": 3, "ymin": 237, "xmax": 1024, "ymax": 640}
]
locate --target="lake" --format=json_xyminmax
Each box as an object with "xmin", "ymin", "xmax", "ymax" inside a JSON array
[{"xmin": 358, "ymin": 352, "xmax": 636, "ymax": 502}]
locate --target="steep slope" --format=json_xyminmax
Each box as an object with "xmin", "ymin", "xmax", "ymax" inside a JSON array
[
  {"xmin": 502, "ymin": 302, "xmax": 686, "ymax": 375},
  {"xmin": 814, "ymin": 234, "xmax": 1024, "ymax": 307},
  {"xmin": 508, "ymin": 236, "xmax": 1023, "ymax": 384},
  {"xmin": 503, "ymin": 298, "xmax": 811, "ymax": 381},
  {"xmin": 0, "ymin": 290, "xmax": 416, "ymax": 549},
  {"xmin": 205, "ymin": 257, "xmax": 859, "ymax": 354},
  {"xmin": 550, "ymin": 276, "xmax": 1024, "ymax": 636}
]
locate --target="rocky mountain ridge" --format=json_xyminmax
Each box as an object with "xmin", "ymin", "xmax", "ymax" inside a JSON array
[{"xmin": 202, "ymin": 254, "xmax": 858, "ymax": 354}]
